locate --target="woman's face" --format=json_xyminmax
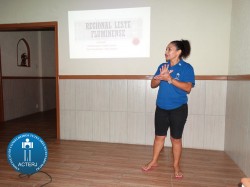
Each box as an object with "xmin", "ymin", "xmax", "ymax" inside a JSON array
[{"xmin": 165, "ymin": 43, "xmax": 181, "ymax": 61}]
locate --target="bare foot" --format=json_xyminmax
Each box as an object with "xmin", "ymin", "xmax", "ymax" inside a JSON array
[
  {"xmin": 174, "ymin": 166, "xmax": 183, "ymax": 179},
  {"xmin": 141, "ymin": 161, "xmax": 158, "ymax": 171}
]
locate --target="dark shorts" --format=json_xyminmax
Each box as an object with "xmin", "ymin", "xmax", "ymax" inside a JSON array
[{"xmin": 155, "ymin": 104, "xmax": 188, "ymax": 139}]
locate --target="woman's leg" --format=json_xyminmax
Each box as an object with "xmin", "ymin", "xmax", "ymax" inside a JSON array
[
  {"xmin": 169, "ymin": 104, "xmax": 187, "ymax": 178},
  {"xmin": 171, "ymin": 136, "xmax": 183, "ymax": 177},
  {"xmin": 142, "ymin": 135, "xmax": 165, "ymax": 171}
]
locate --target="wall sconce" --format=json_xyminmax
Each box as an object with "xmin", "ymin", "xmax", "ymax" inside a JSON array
[{"xmin": 17, "ymin": 38, "xmax": 30, "ymax": 67}]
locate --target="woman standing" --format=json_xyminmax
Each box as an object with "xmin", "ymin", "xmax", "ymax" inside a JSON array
[{"xmin": 142, "ymin": 39, "xmax": 195, "ymax": 179}]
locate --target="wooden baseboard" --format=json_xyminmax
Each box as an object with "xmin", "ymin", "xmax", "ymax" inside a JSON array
[{"xmin": 58, "ymin": 75, "xmax": 250, "ymax": 80}]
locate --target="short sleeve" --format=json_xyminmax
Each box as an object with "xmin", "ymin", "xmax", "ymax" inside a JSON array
[{"xmin": 182, "ymin": 64, "xmax": 195, "ymax": 87}]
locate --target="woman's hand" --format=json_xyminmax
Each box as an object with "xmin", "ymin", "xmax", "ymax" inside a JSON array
[
  {"xmin": 154, "ymin": 64, "xmax": 173, "ymax": 81},
  {"xmin": 151, "ymin": 64, "xmax": 173, "ymax": 88}
]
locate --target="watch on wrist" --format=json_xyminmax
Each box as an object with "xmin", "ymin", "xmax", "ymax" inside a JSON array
[{"xmin": 168, "ymin": 77, "xmax": 173, "ymax": 84}]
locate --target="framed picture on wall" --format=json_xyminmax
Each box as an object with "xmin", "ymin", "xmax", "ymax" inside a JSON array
[{"xmin": 17, "ymin": 38, "xmax": 30, "ymax": 67}]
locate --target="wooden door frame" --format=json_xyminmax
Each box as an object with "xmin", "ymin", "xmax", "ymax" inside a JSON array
[
  {"xmin": 0, "ymin": 47, "xmax": 4, "ymax": 122},
  {"xmin": 0, "ymin": 22, "xmax": 60, "ymax": 139}
]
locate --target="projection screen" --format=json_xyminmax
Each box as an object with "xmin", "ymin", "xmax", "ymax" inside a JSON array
[{"xmin": 68, "ymin": 7, "xmax": 150, "ymax": 59}]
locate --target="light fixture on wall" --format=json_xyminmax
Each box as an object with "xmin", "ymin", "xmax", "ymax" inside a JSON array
[{"xmin": 17, "ymin": 38, "xmax": 30, "ymax": 67}]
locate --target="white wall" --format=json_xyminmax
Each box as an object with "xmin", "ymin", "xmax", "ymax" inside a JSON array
[
  {"xmin": 0, "ymin": 31, "xmax": 55, "ymax": 77},
  {"xmin": 41, "ymin": 31, "xmax": 56, "ymax": 77},
  {"xmin": 0, "ymin": 31, "xmax": 40, "ymax": 76},
  {"xmin": 2, "ymin": 79, "xmax": 41, "ymax": 120},
  {"xmin": 225, "ymin": 81, "xmax": 250, "ymax": 176},
  {"xmin": 228, "ymin": 0, "xmax": 250, "ymax": 75},
  {"xmin": 0, "ymin": 0, "xmax": 232, "ymax": 75},
  {"xmin": 225, "ymin": 0, "xmax": 250, "ymax": 176},
  {"xmin": 0, "ymin": 31, "xmax": 56, "ymax": 120},
  {"xmin": 60, "ymin": 79, "xmax": 227, "ymax": 151}
]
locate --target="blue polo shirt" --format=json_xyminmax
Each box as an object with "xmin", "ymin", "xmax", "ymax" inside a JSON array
[{"xmin": 154, "ymin": 60, "xmax": 195, "ymax": 110}]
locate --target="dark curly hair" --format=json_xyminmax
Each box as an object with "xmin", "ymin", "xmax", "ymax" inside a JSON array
[{"xmin": 170, "ymin": 39, "xmax": 191, "ymax": 59}]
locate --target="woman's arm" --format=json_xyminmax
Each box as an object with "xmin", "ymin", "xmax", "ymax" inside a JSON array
[
  {"xmin": 151, "ymin": 77, "xmax": 161, "ymax": 88},
  {"xmin": 154, "ymin": 72, "xmax": 193, "ymax": 93},
  {"xmin": 170, "ymin": 78, "xmax": 193, "ymax": 93}
]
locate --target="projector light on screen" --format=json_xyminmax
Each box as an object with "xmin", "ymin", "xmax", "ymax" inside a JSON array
[{"xmin": 68, "ymin": 7, "xmax": 150, "ymax": 59}]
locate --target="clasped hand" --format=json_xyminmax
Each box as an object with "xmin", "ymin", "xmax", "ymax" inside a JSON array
[{"xmin": 154, "ymin": 64, "xmax": 173, "ymax": 81}]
